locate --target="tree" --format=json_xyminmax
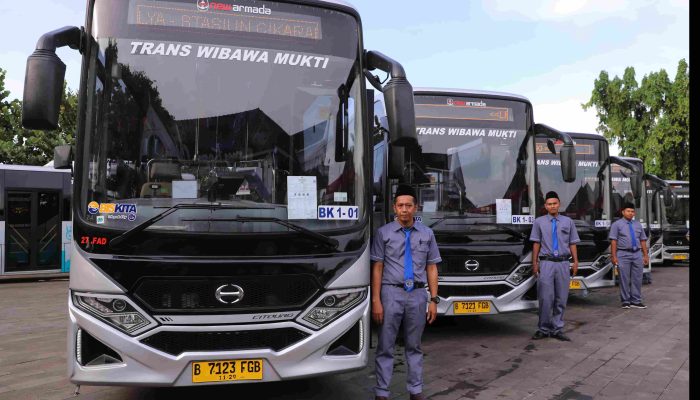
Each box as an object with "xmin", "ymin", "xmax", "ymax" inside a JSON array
[
  {"xmin": 583, "ymin": 59, "xmax": 689, "ymax": 180},
  {"xmin": 0, "ymin": 67, "xmax": 77, "ymax": 165}
]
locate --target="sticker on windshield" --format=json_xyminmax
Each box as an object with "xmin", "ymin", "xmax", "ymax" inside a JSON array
[
  {"xmin": 96, "ymin": 216, "xmax": 105, "ymax": 224},
  {"xmin": 511, "ymin": 215, "xmax": 534, "ymax": 224},
  {"xmin": 496, "ymin": 199, "xmax": 512, "ymax": 224},
  {"xmin": 650, "ymin": 223, "xmax": 661, "ymax": 230},
  {"xmin": 333, "ymin": 192, "xmax": 347, "ymax": 202},
  {"xmin": 595, "ymin": 220, "xmax": 611, "ymax": 228},
  {"xmin": 287, "ymin": 176, "xmax": 317, "ymax": 219},
  {"xmin": 318, "ymin": 206, "xmax": 359, "ymax": 220}
]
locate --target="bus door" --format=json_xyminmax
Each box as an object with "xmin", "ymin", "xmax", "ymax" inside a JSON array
[{"xmin": 4, "ymin": 190, "xmax": 62, "ymax": 273}]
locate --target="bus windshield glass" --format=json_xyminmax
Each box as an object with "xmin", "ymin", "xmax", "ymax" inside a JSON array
[
  {"xmin": 81, "ymin": 0, "xmax": 365, "ymax": 234},
  {"xmin": 412, "ymin": 95, "xmax": 532, "ymax": 231},
  {"xmin": 666, "ymin": 184, "xmax": 689, "ymax": 226},
  {"xmin": 536, "ymin": 137, "xmax": 608, "ymax": 226},
  {"xmin": 611, "ymin": 162, "xmax": 646, "ymax": 223}
]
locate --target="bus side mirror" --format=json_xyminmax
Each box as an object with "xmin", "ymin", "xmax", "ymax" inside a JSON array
[
  {"xmin": 559, "ymin": 143, "xmax": 576, "ymax": 183},
  {"xmin": 53, "ymin": 145, "xmax": 73, "ymax": 169},
  {"xmin": 663, "ymin": 188, "xmax": 674, "ymax": 208},
  {"xmin": 388, "ymin": 145, "xmax": 405, "ymax": 179},
  {"xmin": 22, "ymin": 51, "xmax": 66, "ymax": 130},
  {"xmin": 630, "ymin": 173, "xmax": 643, "ymax": 201},
  {"xmin": 22, "ymin": 26, "xmax": 82, "ymax": 130},
  {"xmin": 365, "ymin": 50, "xmax": 417, "ymax": 148}
]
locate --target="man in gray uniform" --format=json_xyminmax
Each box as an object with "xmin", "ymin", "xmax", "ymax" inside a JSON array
[
  {"xmin": 530, "ymin": 191, "xmax": 580, "ymax": 341},
  {"xmin": 370, "ymin": 184, "xmax": 441, "ymax": 400},
  {"xmin": 610, "ymin": 202, "xmax": 649, "ymax": 309}
]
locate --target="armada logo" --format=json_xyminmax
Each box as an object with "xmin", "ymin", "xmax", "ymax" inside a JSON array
[
  {"xmin": 447, "ymin": 98, "xmax": 487, "ymax": 107},
  {"xmin": 196, "ymin": 0, "xmax": 209, "ymax": 11}
]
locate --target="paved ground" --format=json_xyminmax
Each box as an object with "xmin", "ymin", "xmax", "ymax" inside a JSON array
[{"xmin": 0, "ymin": 265, "xmax": 689, "ymax": 400}]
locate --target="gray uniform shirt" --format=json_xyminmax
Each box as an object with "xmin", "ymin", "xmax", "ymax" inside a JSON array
[
  {"xmin": 530, "ymin": 214, "xmax": 581, "ymax": 257},
  {"xmin": 609, "ymin": 218, "xmax": 647, "ymax": 249},
  {"xmin": 370, "ymin": 221, "xmax": 442, "ymax": 285}
]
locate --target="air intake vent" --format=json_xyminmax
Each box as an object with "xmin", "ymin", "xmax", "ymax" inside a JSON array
[{"xmin": 141, "ymin": 328, "xmax": 310, "ymax": 356}]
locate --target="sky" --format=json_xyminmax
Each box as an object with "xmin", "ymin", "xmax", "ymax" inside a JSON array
[{"xmin": 0, "ymin": 0, "xmax": 689, "ymax": 156}]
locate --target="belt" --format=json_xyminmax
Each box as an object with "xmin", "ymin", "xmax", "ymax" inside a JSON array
[
  {"xmin": 384, "ymin": 282, "xmax": 427, "ymax": 288},
  {"xmin": 539, "ymin": 255, "xmax": 569, "ymax": 262},
  {"xmin": 618, "ymin": 248, "xmax": 640, "ymax": 253}
]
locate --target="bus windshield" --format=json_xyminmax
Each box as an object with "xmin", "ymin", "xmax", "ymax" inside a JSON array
[
  {"xmin": 666, "ymin": 184, "xmax": 689, "ymax": 226},
  {"xmin": 536, "ymin": 136, "xmax": 608, "ymax": 226},
  {"xmin": 81, "ymin": 0, "xmax": 365, "ymax": 234},
  {"xmin": 409, "ymin": 95, "xmax": 532, "ymax": 231}
]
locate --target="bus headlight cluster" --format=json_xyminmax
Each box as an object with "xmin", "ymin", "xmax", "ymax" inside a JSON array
[
  {"xmin": 506, "ymin": 265, "xmax": 532, "ymax": 286},
  {"xmin": 592, "ymin": 255, "xmax": 611, "ymax": 270},
  {"xmin": 301, "ymin": 288, "xmax": 367, "ymax": 329},
  {"xmin": 73, "ymin": 293, "xmax": 155, "ymax": 336}
]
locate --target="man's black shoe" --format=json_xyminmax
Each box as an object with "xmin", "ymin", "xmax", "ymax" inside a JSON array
[
  {"xmin": 621, "ymin": 303, "xmax": 630, "ymax": 309},
  {"xmin": 630, "ymin": 302, "xmax": 647, "ymax": 309},
  {"xmin": 375, "ymin": 396, "xmax": 388, "ymax": 400},
  {"xmin": 532, "ymin": 330, "xmax": 548, "ymax": 340},
  {"xmin": 551, "ymin": 331, "xmax": 571, "ymax": 341},
  {"xmin": 409, "ymin": 393, "xmax": 426, "ymax": 400}
]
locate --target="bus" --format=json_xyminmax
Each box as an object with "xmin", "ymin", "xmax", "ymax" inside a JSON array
[
  {"xmin": 373, "ymin": 88, "xmax": 576, "ymax": 317},
  {"xmin": 22, "ymin": 0, "xmax": 418, "ymax": 387},
  {"xmin": 644, "ymin": 172, "xmax": 669, "ymax": 273},
  {"xmin": 536, "ymin": 135, "xmax": 642, "ymax": 291},
  {"xmin": 0, "ymin": 165, "xmax": 72, "ymax": 276},
  {"xmin": 661, "ymin": 180, "xmax": 689, "ymax": 263}
]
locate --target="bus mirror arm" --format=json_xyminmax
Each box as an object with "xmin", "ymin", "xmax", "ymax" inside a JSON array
[
  {"xmin": 609, "ymin": 156, "xmax": 643, "ymax": 201},
  {"xmin": 534, "ymin": 124, "xmax": 576, "ymax": 183},
  {"xmin": 22, "ymin": 26, "xmax": 83, "ymax": 130},
  {"xmin": 365, "ymin": 50, "xmax": 417, "ymax": 149}
]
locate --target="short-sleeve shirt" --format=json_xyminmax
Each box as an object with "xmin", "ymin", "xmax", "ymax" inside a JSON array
[
  {"xmin": 609, "ymin": 218, "xmax": 647, "ymax": 250},
  {"xmin": 529, "ymin": 214, "xmax": 580, "ymax": 257},
  {"xmin": 370, "ymin": 221, "xmax": 442, "ymax": 285}
]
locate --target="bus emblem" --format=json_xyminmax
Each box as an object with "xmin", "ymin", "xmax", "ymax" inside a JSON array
[
  {"xmin": 464, "ymin": 260, "xmax": 480, "ymax": 271},
  {"xmin": 215, "ymin": 284, "xmax": 245, "ymax": 304},
  {"xmin": 197, "ymin": 0, "xmax": 210, "ymax": 11}
]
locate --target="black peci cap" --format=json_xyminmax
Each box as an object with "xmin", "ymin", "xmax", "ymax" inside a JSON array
[
  {"xmin": 394, "ymin": 184, "xmax": 417, "ymax": 202},
  {"xmin": 622, "ymin": 202, "xmax": 636, "ymax": 210},
  {"xmin": 545, "ymin": 191, "xmax": 559, "ymax": 201}
]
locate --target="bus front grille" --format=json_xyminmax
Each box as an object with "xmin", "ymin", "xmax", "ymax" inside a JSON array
[
  {"xmin": 141, "ymin": 328, "xmax": 310, "ymax": 355},
  {"xmin": 133, "ymin": 275, "xmax": 319, "ymax": 313}
]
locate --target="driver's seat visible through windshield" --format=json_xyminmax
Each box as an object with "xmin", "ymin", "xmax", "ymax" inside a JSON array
[{"xmin": 140, "ymin": 160, "xmax": 182, "ymax": 198}]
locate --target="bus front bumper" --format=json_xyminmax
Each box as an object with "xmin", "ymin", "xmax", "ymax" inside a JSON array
[
  {"xmin": 436, "ymin": 276, "xmax": 537, "ymax": 316},
  {"xmin": 67, "ymin": 296, "xmax": 369, "ymax": 386}
]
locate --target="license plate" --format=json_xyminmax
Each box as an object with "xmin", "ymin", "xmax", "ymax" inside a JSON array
[
  {"xmin": 569, "ymin": 280, "xmax": 582, "ymax": 289},
  {"xmin": 453, "ymin": 301, "xmax": 491, "ymax": 314},
  {"xmin": 192, "ymin": 359, "xmax": 263, "ymax": 383},
  {"xmin": 673, "ymin": 254, "xmax": 688, "ymax": 260}
]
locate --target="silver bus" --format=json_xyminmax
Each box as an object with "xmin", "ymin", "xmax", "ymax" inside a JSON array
[{"xmin": 22, "ymin": 0, "xmax": 417, "ymax": 387}]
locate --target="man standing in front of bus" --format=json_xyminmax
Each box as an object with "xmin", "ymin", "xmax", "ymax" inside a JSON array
[
  {"xmin": 530, "ymin": 191, "xmax": 580, "ymax": 342},
  {"xmin": 610, "ymin": 202, "xmax": 649, "ymax": 309},
  {"xmin": 370, "ymin": 184, "xmax": 441, "ymax": 400}
]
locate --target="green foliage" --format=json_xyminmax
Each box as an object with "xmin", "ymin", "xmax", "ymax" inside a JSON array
[
  {"xmin": 0, "ymin": 67, "xmax": 77, "ymax": 165},
  {"xmin": 583, "ymin": 59, "xmax": 689, "ymax": 180}
]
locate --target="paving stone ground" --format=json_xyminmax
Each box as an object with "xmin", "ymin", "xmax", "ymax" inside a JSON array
[{"xmin": 0, "ymin": 265, "xmax": 689, "ymax": 400}]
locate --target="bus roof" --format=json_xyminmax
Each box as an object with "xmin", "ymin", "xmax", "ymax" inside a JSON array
[
  {"xmin": 565, "ymin": 132, "xmax": 609, "ymax": 143},
  {"xmin": 0, "ymin": 164, "xmax": 71, "ymax": 173},
  {"xmin": 413, "ymin": 87, "xmax": 532, "ymax": 105},
  {"xmin": 665, "ymin": 180, "xmax": 689, "ymax": 185}
]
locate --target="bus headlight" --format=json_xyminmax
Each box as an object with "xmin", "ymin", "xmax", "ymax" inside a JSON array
[
  {"xmin": 300, "ymin": 288, "xmax": 367, "ymax": 329},
  {"xmin": 73, "ymin": 293, "xmax": 156, "ymax": 336},
  {"xmin": 506, "ymin": 265, "xmax": 533, "ymax": 286}
]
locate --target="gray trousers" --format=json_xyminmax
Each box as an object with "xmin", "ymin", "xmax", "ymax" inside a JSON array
[
  {"xmin": 374, "ymin": 285, "xmax": 428, "ymax": 397},
  {"xmin": 618, "ymin": 251, "xmax": 644, "ymax": 304},
  {"xmin": 537, "ymin": 260, "xmax": 570, "ymax": 334}
]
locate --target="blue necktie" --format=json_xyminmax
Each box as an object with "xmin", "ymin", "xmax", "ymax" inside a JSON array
[
  {"xmin": 551, "ymin": 218, "xmax": 559, "ymax": 256},
  {"xmin": 629, "ymin": 221, "xmax": 638, "ymax": 251},
  {"xmin": 403, "ymin": 228, "xmax": 414, "ymax": 292}
]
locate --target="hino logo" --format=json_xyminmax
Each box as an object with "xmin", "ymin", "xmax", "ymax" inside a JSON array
[
  {"xmin": 215, "ymin": 284, "xmax": 244, "ymax": 304},
  {"xmin": 464, "ymin": 259, "xmax": 480, "ymax": 271}
]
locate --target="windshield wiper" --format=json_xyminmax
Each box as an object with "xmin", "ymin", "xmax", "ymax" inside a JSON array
[
  {"xmin": 469, "ymin": 222, "xmax": 528, "ymax": 239},
  {"xmin": 181, "ymin": 216, "xmax": 339, "ymax": 250},
  {"xmin": 109, "ymin": 203, "xmax": 273, "ymax": 249},
  {"xmin": 428, "ymin": 214, "xmax": 491, "ymax": 229}
]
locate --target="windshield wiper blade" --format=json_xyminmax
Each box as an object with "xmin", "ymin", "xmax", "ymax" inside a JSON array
[
  {"xmin": 183, "ymin": 216, "xmax": 339, "ymax": 249},
  {"xmin": 470, "ymin": 222, "xmax": 528, "ymax": 239},
  {"xmin": 109, "ymin": 203, "xmax": 271, "ymax": 248},
  {"xmin": 428, "ymin": 214, "xmax": 491, "ymax": 229}
]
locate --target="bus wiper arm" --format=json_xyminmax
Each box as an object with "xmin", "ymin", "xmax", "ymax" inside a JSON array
[
  {"xmin": 187, "ymin": 216, "xmax": 339, "ymax": 249},
  {"xmin": 109, "ymin": 203, "xmax": 270, "ymax": 249},
  {"xmin": 428, "ymin": 214, "xmax": 488, "ymax": 228},
  {"xmin": 470, "ymin": 223, "xmax": 528, "ymax": 239}
]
